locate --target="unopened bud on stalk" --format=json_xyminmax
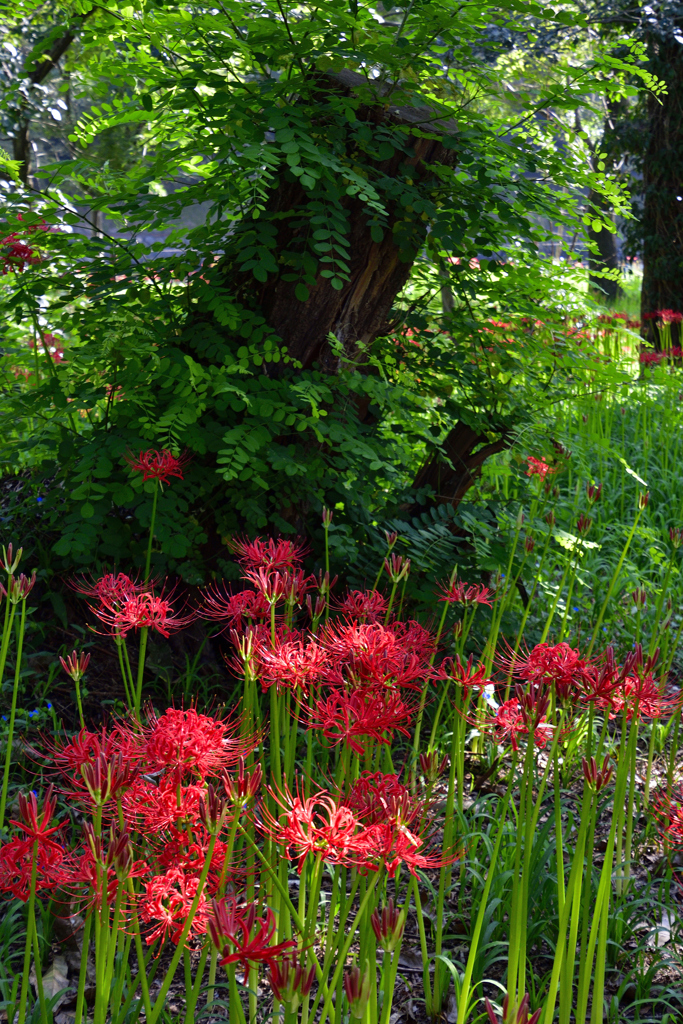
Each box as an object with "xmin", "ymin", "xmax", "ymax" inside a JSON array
[
  {"xmin": 384, "ymin": 553, "xmax": 410, "ymax": 584},
  {"xmin": 631, "ymin": 587, "xmax": 647, "ymax": 609},
  {"xmin": 418, "ymin": 750, "xmax": 449, "ymax": 784},
  {"xmin": 222, "ymin": 758, "xmax": 262, "ymax": 806},
  {"xmin": 576, "ymin": 514, "xmax": 592, "ymax": 536},
  {"xmin": 582, "ymin": 754, "xmax": 613, "ymax": 793},
  {"xmin": 586, "ymin": 482, "xmax": 602, "ymax": 504},
  {"xmin": 321, "ymin": 507, "xmax": 333, "ymax": 527},
  {"xmin": 306, "ymin": 594, "xmax": 326, "ymax": 621},
  {"xmin": 269, "ymin": 956, "xmax": 315, "ymax": 1010},
  {"xmin": 453, "ymin": 620, "xmax": 463, "ymax": 639},
  {"xmin": 7, "ymin": 572, "xmax": 36, "ymax": 604},
  {"xmin": 343, "ymin": 963, "xmax": 371, "ymax": 1020},
  {"xmin": 485, "ymin": 993, "xmax": 541, "ymax": 1024},
  {"xmin": 524, "ymin": 535, "xmax": 535, "ymax": 554},
  {"xmin": 60, "ymin": 650, "xmax": 90, "ymax": 682},
  {"xmin": 199, "ymin": 783, "xmax": 230, "ymax": 833},
  {"xmin": 638, "ymin": 491, "xmax": 650, "ymax": 510},
  {"xmin": 384, "ymin": 530, "xmax": 398, "ymax": 550},
  {"xmin": 545, "ymin": 510, "xmax": 556, "ymax": 527},
  {"xmin": 670, "ymin": 526, "xmax": 683, "ymax": 549},
  {"xmin": 371, "ymin": 898, "xmax": 406, "ymax": 952},
  {"xmin": 1, "ymin": 544, "xmax": 22, "ymax": 574},
  {"xmin": 516, "ymin": 508, "xmax": 525, "ymax": 529},
  {"xmin": 107, "ymin": 829, "xmax": 133, "ymax": 877}
]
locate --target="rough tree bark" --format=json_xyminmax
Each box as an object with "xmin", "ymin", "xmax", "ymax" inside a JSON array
[
  {"xmin": 640, "ymin": 23, "xmax": 683, "ymax": 346},
  {"xmin": 225, "ymin": 70, "xmax": 509, "ymax": 513}
]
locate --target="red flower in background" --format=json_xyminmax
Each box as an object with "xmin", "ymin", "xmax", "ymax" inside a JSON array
[
  {"xmin": 526, "ymin": 456, "xmax": 554, "ymax": 479},
  {"xmin": 307, "ymin": 688, "xmax": 415, "ymax": 754},
  {"xmin": 336, "ymin": 589, "xmax": 388, "ymax": 623},
  {"xmin": 93, "ymin": 586, "xmax": 195, "ymax": 637},
  {"xmin": 209, "ymin": 897, "xmax": 297, "ymax": 984},
  {"xmin": 263, "ymin": 786, "xmax": 363, "ymax": 872},
  {"xmin": 228, "ymin": 536, "xmax": 307, "ymax": 571},
  {"xmin": 201, "ymin": 584, "xmax": 271, "ymax": 629},
  {"xmin": 254, "ymin": 636, "xmax": 327, "ymax": 693},
  {"xmin": 438, "ymin": 580, "xmax": 494, "ymax": 607},
  {"xmin": 125, "ymin": 449, "xmax": 191, "ymax": 485}
]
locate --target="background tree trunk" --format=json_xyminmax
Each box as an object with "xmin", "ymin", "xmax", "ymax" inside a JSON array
[{"xmin": 640, "ymin": 26, "xmax": 683, "ymax": 346}]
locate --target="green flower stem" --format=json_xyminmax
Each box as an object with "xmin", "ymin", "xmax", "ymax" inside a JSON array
[
  {"xmin": 411, "ymin": 568, "xmax": 455, "ymax": 784},
  {"xmin": 17, "ymin": 841, "xmax": 39, "ymax": 1024},
  {"xmin": 73, "ymin": 912, "xmax": 92, "ymax": 1024},
  {"xmin": 314, "ymin": 871, "xmax": 381, "ymax": 1024},
  {"xmin": 134, "ymin": 627, "xmax": 149, "ymax": 719},
  {"xmin": 148, "ymin": 834, "xmax": 218, "ymax": 1024},
  {"xmin": 457, "ymin": 776, "xmax": 513, "ymax": 1024},
  {"xmin": 0, "ymin": 596, "xmax": 26, "ymax": 833},
  {"xmin": 144, "ymin": 480, "xmax": 159, "ymax": 581},
  {"xmin": 587, "ymin": 505, "xmax": 644, "ymax": 658}
]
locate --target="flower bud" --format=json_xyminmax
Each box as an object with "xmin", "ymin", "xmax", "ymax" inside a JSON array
[
  {"xmin": 670, "ymin": 526, "xmax": 683, "ymax": 549},
  {"xmin": 199, "ymin": 783, "xmax": 230, "ymax": 833},
  {"xmin": 586, "ymin": 483, "xmax": 602, "ymax": 505},
  {"xmin": 60, "ymin": 650, "xmax": 91, "ymax": 682},
  {"xmin": 545, "ymin": 511, "xmax": 556, "ymax": 527},
  {"xmin": 631, "ymin": 587, "xmax": 647, "ymax": 609},
  {"xmin": 582, "ymin": 754, "xmax": 613, "ymax": 793},
  {"xmin": 343, "ymin": 964, "xmax": 371, "ymax": 1020},
  {"xmin": 418, "ymin": 750, "xmax": 449, "ymax": 784},
  {"xmin": 384, "ymin": 553, "xmax": 410, "ymax": 584},
  {"xmin": 576, "ymin": 514, "xmax": 592, "ymax": 536},
  {"xmin": 371, "ymin": 898, "xmax": 406, "ymax": 952},
  {"xmin": 524, "ymin": 535, "xmax": 535, "ymax": 554},
  {"xmin": 322, "ymin": 507, "xmax": 333, "ymax": 527},
  {"xmin": 7, "ymin": 572, "xmax": 36, "ymax": 604},
  {"xmin": 638, "ymin": 491, "xmax": 650, "ymax": 510},
  {"xmin": 1, "ymin": 544, "xmax": 22, "ymax": 574},
  {"xmin": 269, "ymin": 956, "xmax": 315, "ymax": 1010},
  {"xmin": 384, "ymin": 531, "xmax": 398, "ymax": 551},
  {"xmin": 222, "ymin": 758, "xmax": 262, "ymax": 807}
]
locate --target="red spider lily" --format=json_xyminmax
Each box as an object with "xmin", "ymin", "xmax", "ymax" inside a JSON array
[
  {"xmin": 268, "ymin": 955, "xmax": 316, "ymax": 1008},
  {"xmin": 640, "ymin": 350, "xmax": 664, "ymax": 366},
  {"xmin": 434, "ymin": 654, "xmax": 490, "ymax": 697},
  {"xmin": 362, "ymin": 820, "xmax": 460, "ymax": 878},
  {"xmin": 318, "ymin": 620, "xmax": 433, "ymax": 691},
  {"xmin": 670, "ymin": 527, "xmax": 683, "ymax": 549},
  {"xmin": 123, "ymin": 707, "xmax": 255, "ymax": 781},
  {"xmin": 371, "ymin": 897, "xmax": 406, "ymax": 951},
  {"xmin": 59, "ymin": 650, "xmax": 90, "ymax": 682},
  {"xmin": 1, "ymin": 543, "xmax": 22, "ymax": 574},
  {"xmin": 485, "ymin": 993, "xmax": 541, "ymax": 1024},
  {"xmin": 253, "ymin": 636, "xmax": 327, "ymax": 693},
  {"xmin": 653, "ymin": 784, "xmax": 683, "ymax": 848},
  {"xmin": 437, "ymin": 580, "xmax": 494, "ymax": 607},
  {"xmin": 139, "ymin": 866, "xmax": 211, "ymax": 945},
  {"xmin": 227, "ymin": 535, "xmax": 307, "ymax": 571},
  {"xmin": 200, "ymin": 584, "xmax": 271, "ymax": 629},
  {"xmin": 307, "ymin": 687, "xmax": 415, "ymax": 755},
  {"xmin": 208, "ymin": 897, "xmax": 298, "ymax": 984},
  {"xmin": 93, "ymin": 586, "xmax": 196, "ymax": 638},
  {"xmin": 262, "ymin": 785, "xmax": 364, "ymax": 873},
  {"xmin": 122, "ymin": 778, "xmax": 204, "ymax": 833},
  {"xmin": 0, "ymin": 837, "xmax": 66, "ymax": 901},
  {"xmin": 45, "ymin": 726, "xmax": 130, "ymax": 775},
  {"xmin": 0, "ymin": 233, "xmax": 41, "ymax": 274},
  {"xmin": 526, "ymin": 456, "xmax": 554, "ymax": 479},
  {"xmin": 501, "ymin": 642, "xmax": 588, "ymax": 702},
  {"xmin": 611, "ymin": 674, "xmax": 680, "ymax": 721},
  {"xmin": 124, "ymin": 448, "xmax": 191, "ymax": 485},
  {"xmin": 335, "ymin": 589, "xmax": 388, "ymax": 623},
  {"xmin": 71, "ymin": 572, "xmax": 151, "ymax": 605},
  {"xmin": 489, "ymin": 696, "xmax": 554, "ymax": 752},
  {"xmin": 632, "ymin": 587, "xmax": 647, "ymax": 608},
  {"xmin": 243, "ymin": 568, "xmax": 287, "ymax": 604},
  {"xmin": 344, "ymin": 772, "xmax": 416, "ymax": 826},
  {"xmin": 647, "ymin": 308, "xmax": 683, "ymax": 324}
]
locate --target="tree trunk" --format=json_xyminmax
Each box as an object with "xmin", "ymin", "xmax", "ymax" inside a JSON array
[
  {"xmin": 588, "ymin": 187, "xmax": 622, "ymax": 305},
  {"xmin": 408, "ymin": 422, "xmax": 512, "ymax": 513},
  {"xmin": 640, "ymin": 26, "xmax": 683, "ymax": 346}
]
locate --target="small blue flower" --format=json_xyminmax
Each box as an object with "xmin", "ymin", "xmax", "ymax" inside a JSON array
[
  {"xmin": 47, "ymin": 703, "xmax": 52, "ymax": 710},
  {"xmin": 36, "ymin": 497, "xmax": 43, "ymax": 503}
]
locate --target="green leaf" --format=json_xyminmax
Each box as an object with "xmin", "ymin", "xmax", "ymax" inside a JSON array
[{"xmin": 81, "ymin": 502, "xmax": 95, "ymax": 519}]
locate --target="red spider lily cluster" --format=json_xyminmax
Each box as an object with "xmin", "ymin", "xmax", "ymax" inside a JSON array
[
  {"xmin": 125, "ymin": 449, "xmax": 191, "ymax": 485},
  {"xmin": 0, "ymin": 216, "xmax": 52, "ymax": 275},
  {"xmin": 639, "ymin": 348, "xmax": 683, "ymax": 365},
  {"xmin": 525, "ymin": 456, "xmax": 554, "ymax": 479},
  {"xmin": 438, "ymin": 579, "xmax": 494, "ymax": 607},
  {"xmin": 73, "ymin": 573, "xmax": 193, "ymax": 637}
]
